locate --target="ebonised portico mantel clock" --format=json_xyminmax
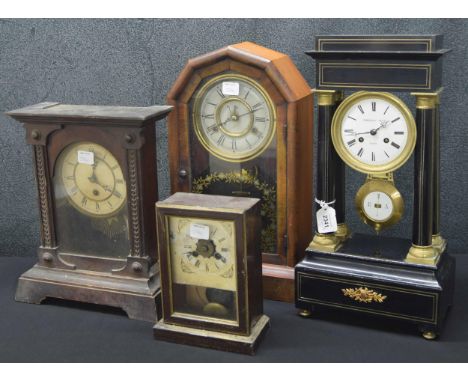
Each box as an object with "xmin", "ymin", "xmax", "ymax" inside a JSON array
[
  {"xmin": 295, "ymin": 35, "xmax": 455, "ymax": 339},
  {"xmin": 7, "ymin": 102, "xmax": 172, "ymax": 321},
  {"xmin": 167, "ymin": 42, "xmax": 314, "ymax": 302}
]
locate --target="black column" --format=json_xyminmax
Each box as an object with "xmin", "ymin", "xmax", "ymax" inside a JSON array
[
  {"xmin": 432, "ymin": 102, "xmax": 440, "ymax": 236},
  {"xmin": 412, "ymin": 107, "xmax": 436, "ymax": 247},
  {"xmin": 316, "ymin": 103, "xmax": 337, "ymax": 211}
]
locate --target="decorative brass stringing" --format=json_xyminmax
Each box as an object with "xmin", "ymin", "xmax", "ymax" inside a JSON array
[{"xmin": 342, "ymin": 287, "xmax": 387, "ymax": 303}]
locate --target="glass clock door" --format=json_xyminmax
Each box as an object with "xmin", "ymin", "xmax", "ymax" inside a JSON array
[
  {"xmin": 190, "ymin": 73, "xmax": 278, "ymax": 255},
  {"xmin": 167, "ymin": 215, "xmax": 238, "ymax": 324},
  {"xmin": 53, "ymin": 141, "xmax": 130, "ymax": 258}
]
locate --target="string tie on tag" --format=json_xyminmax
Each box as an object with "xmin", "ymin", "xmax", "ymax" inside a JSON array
[{"xmin": 314, "ymin": 198, "xmax": 336, "ymax": 209}]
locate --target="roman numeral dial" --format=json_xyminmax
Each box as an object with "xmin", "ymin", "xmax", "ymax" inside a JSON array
[
  {"xmin": 168, "ymin": 216, "xmax": 237, "ymax": 292},
  {"xmin": 193, "ymin": 74, "xmax": 276, "ymax": 162},
  {"xmin": 57, "ymin": 142, "xmax": 127, "ymax": 217},
  {"xmin": 332, "ymin": 92, "xmax": 416, "ymax": 174}
]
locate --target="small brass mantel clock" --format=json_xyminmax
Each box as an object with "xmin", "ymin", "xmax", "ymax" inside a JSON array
[
  {"xmin": 167, "ymin": 42, "xmax": 314, "ymax": 302},
  {"xmin": 154, "ymin": 192, "xmax": 269, "ymax": 355},
  {"xmin": 295, "ymin": 35, "xmax": 455, "ymax": 340},
  {"xmin": 6, "ymin": 102, "xmax": 172, "ymax": 321}
]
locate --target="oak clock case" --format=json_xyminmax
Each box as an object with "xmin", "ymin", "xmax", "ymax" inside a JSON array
[
  {"xmin": 295, "ymin": 35, "xmax": 455, "ymax": 340},
  {"xmin": 154, "ymin": 193, "xmax": 270, "ymax": 355},
  {"xmin": 6, "ymin": 102, "xmax": 173, "ymax": 322},
  {"xmin": 167, "ymin": 42, "xmax": 313, "ymax": 302}
]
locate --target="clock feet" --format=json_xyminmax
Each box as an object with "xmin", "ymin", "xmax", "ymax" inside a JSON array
[
  {"xmin": 298, "ymin": 309, "xmax": 312, "ymax": 318},
  {"xmin": 422, "ymin": 331, "xmax": 437, "ymax": 340}
]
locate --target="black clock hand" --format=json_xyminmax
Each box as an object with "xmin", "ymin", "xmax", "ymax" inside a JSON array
[{"xmin": 214, "ymin": 252, "xmax": 227, "ymax": 263}]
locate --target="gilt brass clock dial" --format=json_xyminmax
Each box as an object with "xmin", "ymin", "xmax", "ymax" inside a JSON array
[
  {"xmin": 57, "ymin": 142, "xmax": 127, "ymax": 217},
  {"xmin": 332, "ymin": 91, "xmax": 416, "ymax": 174},
  {"xmin": 193, "ymin": 74, "xmax": 276, "ymax": 163}
]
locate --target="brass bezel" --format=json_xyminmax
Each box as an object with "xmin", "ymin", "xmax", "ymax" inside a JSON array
[
  {"xmin": 355, "ymin": 179, "xmax": 404, "ymax": 233},
  {"xmin": 331, "ymin": 91, "xmax": 417, "ymax": 175},
  {"xmin": 192, "ymin": 73, "xmax": 277, "ymax": 163}
]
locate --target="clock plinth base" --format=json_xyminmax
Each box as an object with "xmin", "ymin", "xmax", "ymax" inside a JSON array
[
  {"xmin": 295, "ymin": 233, "xmax": 455, "ymax": 338},
  {"xmin": 15, "ymin": 263, "xmax": 161, "ymax": 322},
  {"xmin": 154, "ymin": 314, "xmax": 270, "ymax": 355},
  {"xmin": 262, "ymin": 263, "xmax": 295, "ymax": 302}
]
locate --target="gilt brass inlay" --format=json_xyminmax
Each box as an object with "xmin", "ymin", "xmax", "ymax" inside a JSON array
[{"xmin": 342, "ymin": 287, "xmax": 387, "ymax": 303}]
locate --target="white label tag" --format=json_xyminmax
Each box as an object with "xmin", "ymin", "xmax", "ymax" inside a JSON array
[
  {"xmin": 77, "ymin": 150, "xmax": 94, "ymax": 165},
  {"xmin": 316, "ymin": 206, "xmax": 338, "ymax": 234},
  {"xmin": 189, "ymin": 223, "xmax": 210, "ymax": 240},
  {"xmin": 222, "ymin": 81, "xmax": 240, "ymax": 96}
]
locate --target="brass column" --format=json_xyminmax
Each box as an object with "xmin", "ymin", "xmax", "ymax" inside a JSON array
[
  {"xmin": 406, "ymin": 92, "xmax": 439, "ymax": 265},
  {"xmin": 309, "ymin": 90, "xmax": 345, "ymax": 252}
]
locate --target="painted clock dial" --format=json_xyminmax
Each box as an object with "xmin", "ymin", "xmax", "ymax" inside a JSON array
[
  {"xmin": 168, "ymin": 216, "xmax": 236, "ymax": 292},
  {"xmin": 56, "ymin": 142, "xmax": 127, "ymax": 217},
  {"xmin": 193, "ymin": 74, "xmax": 276, "ymax": 163},
  {"xmin": 362, "ymin": 191, "xmax": 394, "ymax": 222},
  {"xmin": 332, "ymin": 92, "xmax": 417, "ymax": 174}
]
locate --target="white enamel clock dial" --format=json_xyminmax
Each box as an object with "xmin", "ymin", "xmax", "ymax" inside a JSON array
[
  {"xmin": 362, "ymin": 191, "xmax": 394, "ymax": 222},
  {"xmin": 332, "ymin": 92, "xmax": 416, "ymax": 174},
  {"xmin": 193, "ymin": 74, "xmax": 276, "ymax": 162},
  {"xmin": 168, "ymin": 216, "xmax": 237, "ymax": 292}
]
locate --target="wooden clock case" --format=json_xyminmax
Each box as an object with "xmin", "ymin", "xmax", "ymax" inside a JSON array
[
  {"xmin": 166, "ymin": 42, "xmax": 314, "ymax": 302},
  {"xmin": 7, "ymin": 102, "xmax": 173, "ymax": 321}
]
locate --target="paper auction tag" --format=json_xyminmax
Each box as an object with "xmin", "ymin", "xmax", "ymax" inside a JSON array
[
  {"xmin": 316, "ymin": 205, "xmax": 338, "ymax": 234},
  {"xmin": 189, "ymin": 223, "xmax": 210, "ymax": 240},
  {"xmin": 222, "ymin": 81, "xmax": 240, "ymax": 96},
  {"xmin": 77, "ymin": 150, "xmax": 94, "ymax": 165}
]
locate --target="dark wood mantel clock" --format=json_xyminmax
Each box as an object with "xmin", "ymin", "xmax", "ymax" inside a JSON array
[
  {"xmin": 7, "ymin": 102, "xmax": 172, "ymax": 321},
  {"xmin": 167, "ymin": 42, "xmax": 313, "ymax": 302},
  {"xmin": 295, "ymin": 35, "xmax": 455, "ymax": 339},
  {"xmin": 154, "ymin": 192, "xmax": 269, "ymax": 355}
]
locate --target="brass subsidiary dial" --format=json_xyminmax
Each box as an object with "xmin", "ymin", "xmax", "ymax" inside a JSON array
[{"xmin": 355, "ymin": 178, "xmax": 404, "ymax": 233}]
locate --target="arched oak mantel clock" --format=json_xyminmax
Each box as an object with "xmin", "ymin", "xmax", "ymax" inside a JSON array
[
  {"xmin": 167, "ymin": 42, "xmax": 314, "ymax": 302},
  {"xmin": 295, "ymin": 35, "xmax": 455, "ymax": 339},
  {"xmin": 7, "ymin": 102, "xmax": 172, "ymax": 321}
]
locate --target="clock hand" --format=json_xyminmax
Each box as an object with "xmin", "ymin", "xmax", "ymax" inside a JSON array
[{"xmin": 214, "ymin": 252, "xmax": 227, "ymax": 263}]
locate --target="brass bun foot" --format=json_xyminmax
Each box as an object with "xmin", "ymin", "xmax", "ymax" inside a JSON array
[
  {"xmin": 422, "ymin": 331, "xmax": 437, "ymax": 340},
  {"xmin": 308, "ymin": 233, "xmax": 341, "ymax": 253},
  {"xmin": 298, "ymin": 309, "xmax": 312, "ymax": 318},
  {"xmin": 335, "ymin": 223, "xmax": 351, "ymax": 242},
  {"xmin": 406, "ymin": 244, "xmax": 439, "ymax": 266},
  {"xmin": 432, "ymin": 234, "xmax": 447, "ymax": 255}
]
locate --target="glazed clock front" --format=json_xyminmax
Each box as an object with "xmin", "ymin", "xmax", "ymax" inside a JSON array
[
  {"xmin": 53, "ymin": 141, "xmax": 130, "ymax": 259},
  {"xmin": 167, "ymin": 215, "xmax": 238, "ymax": 322},
  {"xmin": 189, "ymin": 73, "xmax": 279, "ymax": 255}
]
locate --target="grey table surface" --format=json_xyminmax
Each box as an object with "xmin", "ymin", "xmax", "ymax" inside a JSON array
[{"xmin": 0, "ymin": 255, "xmax": 467, "ymax": 362}]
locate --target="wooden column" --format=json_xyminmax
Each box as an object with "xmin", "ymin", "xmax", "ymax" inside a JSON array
[
  {"xmin": 309, "ymin": 90, "xmax": 344, "ymax": 252},
  {"xmin": 406, "ymin": 92, "xmax": 440, "ymax": 264}
]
